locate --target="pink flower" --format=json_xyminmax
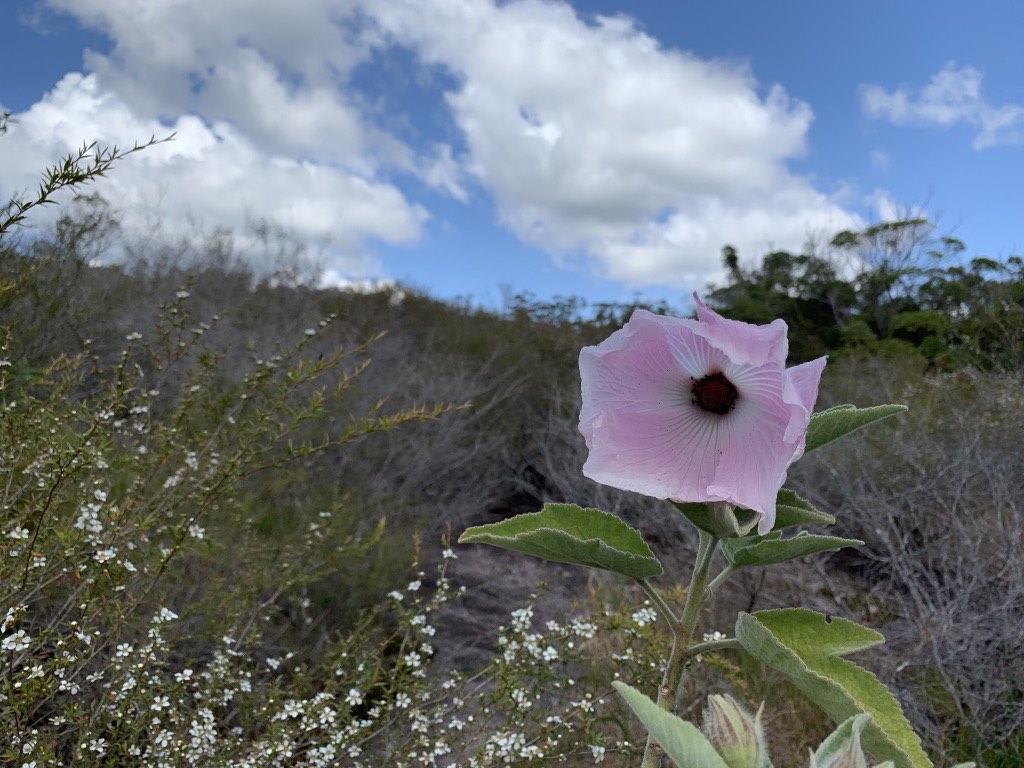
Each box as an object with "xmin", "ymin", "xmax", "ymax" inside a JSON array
[{"xmin": 578, "ymin": 294, "xmax": 825, "ymax": 534}]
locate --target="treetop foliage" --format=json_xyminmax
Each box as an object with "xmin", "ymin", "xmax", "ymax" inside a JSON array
[{"xmin": 707, "ymin": 219, "xmax": 1024, "ymax": 369}]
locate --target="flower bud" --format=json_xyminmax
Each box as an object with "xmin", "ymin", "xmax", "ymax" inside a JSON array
[
  {"xmin": 673, "ymin": 501, "xmax": 760, "ymax": 538},
  {"xmin": 810, "ymin": 713, "xmax": 870, "ymax": 768},
  {"xmin": 809, "ymin": 739, "xmax": 867, "ymax": 768},
  {"xmin": 701, "ymin": 694, "xmax": 770, "ymax": 768}
]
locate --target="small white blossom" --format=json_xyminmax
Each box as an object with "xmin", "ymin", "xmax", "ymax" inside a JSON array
[
  {"xmin": 631, "ymin": 606, "xmax": 658, "ymax": 627},
  {"xmin": 403, "ymin": 652, "xmax": 422, "ymax": 668},
  {"xmin": 151, "ymin": 696, "xmax": 170, "ymax": 711},
  {"xmin": 153, "ymin": 607, "xmax": 178, "ymax": 624},
  {"xmin": 2, "ymin": 629, "xmax": 31, "ymax": 652}
]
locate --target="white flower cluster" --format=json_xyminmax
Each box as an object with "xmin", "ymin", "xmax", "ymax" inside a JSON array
[{"xmin": 631, "ymin": 605, "xmax": 658, "ymax": 627}]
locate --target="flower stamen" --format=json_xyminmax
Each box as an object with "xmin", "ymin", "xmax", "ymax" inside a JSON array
[{"xmin": 691, "ymin": 372, "xmax": 738, "ymax": 415}]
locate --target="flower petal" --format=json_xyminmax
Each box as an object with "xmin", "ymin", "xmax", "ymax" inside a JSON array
[
  {"xmin": 704, "ymin": 378, "xmax": 794, "ymax": 532},
  {"xmin": 579, "ymin": 311, "xmax": 691, "ymax": 437},
  {"xmin": 692, "ymin": 293, "xmax": 788, "ymax": 367},
  {"xmin": 583, "ymin": 407, "xmax": 713, "ymax": 500},
  {"xmin": 782, "ymin": 356, "xmax": 827, "ymax": 443}
]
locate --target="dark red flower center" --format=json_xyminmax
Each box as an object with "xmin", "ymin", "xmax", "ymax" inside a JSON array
[{"xmin": 691, "ymin": 372, "xmax": 738, "ymax": 415}]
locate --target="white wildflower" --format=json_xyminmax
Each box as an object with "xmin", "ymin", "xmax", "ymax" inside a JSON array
[
  {"xmin": 631, "ymin": 606, "xmax": 658, "ymax": 627},
  {"xmin": 2, "ymin": 629, "xmax": 31, "ymax": 652}
]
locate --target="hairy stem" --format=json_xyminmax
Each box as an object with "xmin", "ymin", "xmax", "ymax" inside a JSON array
[
  {"xmin": 681, "ymin": 637, "xmax": 742, "ymax": 663},
  {"xmin": 637, "ymin": 577, "xmax": 680, "ymax": 626},
  {"xmin": 640, "ymin": 530, "xmax": 717, "ymax": 768},
  {"xmin": 705, "ymin": 563, "xmax": 739, "ymax": 596}
]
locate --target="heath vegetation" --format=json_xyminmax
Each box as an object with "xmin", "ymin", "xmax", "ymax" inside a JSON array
[{"xmin": 1, "ymin": 129, "xmax": 1021, "ymax": 767}]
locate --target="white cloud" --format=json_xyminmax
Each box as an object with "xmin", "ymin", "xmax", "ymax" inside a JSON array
[
  {"xmin": 368, "ymin": 0, "xmax": 858, "ymax": 287},
  {"xmin": 1, "ymin": 0, "xmax": 438, "ymax": 284},
  {"xmin": 861, "ymin": 62, "xmax": 1024, "ymax": 150},
  {"xmin": 0, "ymin": 73, "xmax": 426, "ymax": 281},
  {"xmin": 6, "ymin": 0, "xmax": 861, "ymax": 292},
  {"xmin": 869, "ymin": 149, "xmax": 890, "ymax": 170}
]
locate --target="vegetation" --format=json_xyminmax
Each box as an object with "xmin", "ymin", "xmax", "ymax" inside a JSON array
[
  {"xmin": 704, "ymin": 221, "xmax": 1024, "ymax": 372},
  {"xmin": 1, "ymin": 135, "xmax": 1021, "ymax": 766}
]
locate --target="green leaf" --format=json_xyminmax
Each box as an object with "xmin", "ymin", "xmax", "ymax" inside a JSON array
[
  {"xmin": 722, "ymin": 531, "xmax": 862, "ymax": 567},
  {"xmin": 774, "ymin": 489, "xmax": 835, "ymax": 529},
  {"xmin": 458, "ymin": 503, "xmax": 662, "ymax": 579},
  {"xmin": 806, "ymin": 404, "xmax": 908, "ymax": 453},
  {"xmin": 735, "ymin": 609, "xmax": 931, "ymax": 768},
  {"xmin": 612, "ymin": 682, "xmax": 731, "ymax": 768}
]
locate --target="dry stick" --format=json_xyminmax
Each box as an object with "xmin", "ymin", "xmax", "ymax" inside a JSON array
[{"xmin": 638, "ymin": 529, "xmax": 717, "ymax": 768}]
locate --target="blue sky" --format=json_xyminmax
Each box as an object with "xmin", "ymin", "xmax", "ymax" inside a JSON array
[{"xmin": 2, "ymin": 1, "xmax": 1022, "ymax": 310}]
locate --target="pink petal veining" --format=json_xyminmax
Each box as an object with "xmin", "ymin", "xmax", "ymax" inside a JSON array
[{"xmin": 579, "ymin": 294, "xmax": 826, "ymax": 534}]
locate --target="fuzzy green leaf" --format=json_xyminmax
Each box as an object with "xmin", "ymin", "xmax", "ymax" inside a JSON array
[
  {"xmin": 806, "ymin": 404, "xmax": 908, "ymax": 453},
  {"xmin": 774, "ymin": 489, "xmax": 835, "ymax": 529},
  {"xmin": 722, "ymin": 531, "xmax": 862, "ymax": 567},
  {"xmin": 459, "ymin": 503, "xmax": 662, "ymax": 578},
  {"xmin": 736, "ymin": 609, "xmax": 931, "ymax": 768},
  {"xmin": 612, "ymin": 682, "xmax": 731, "ymax": 768}
]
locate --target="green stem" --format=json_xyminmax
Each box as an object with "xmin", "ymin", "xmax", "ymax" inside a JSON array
[
  {"xmin": 681, "ymin": 637, "xmax": 742, "ymax": 663},
  {"xmin": 704, "ymin": 563, "xmax": 739, "ymax": 596},
  {"xmin": 636, "ymin": 578, "xmax": 680, "ymax": 626},
  {"xmin": 639, "ymin": 530, "xmax": 717, "ymax": 768},
  {"xmin": 678, "ymin": 531, "xmax": 717, "ymax": 645}
]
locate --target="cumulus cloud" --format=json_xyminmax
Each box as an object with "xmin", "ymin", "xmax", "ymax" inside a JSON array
[
  {"xmin": 368, "ymin": 0, "xmax": 858, "ymax": 287},
  {"xmin": 861, "ymin": 62, "xmax": 1024, "ymax": 150},
  {"xmin": 4, "ymin": 0, "xmax": 861, "ymax": 291},
  {"xmin": 0, "ymin": 72, "xmax": 426, "ymax": 280},
  {"xmin": 0, "ymin": 0, "xmax": 436, "ymax": 283},
  {"xmin": 46, "ymin": 0, "xmax": 374, "ymax": 161}
]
